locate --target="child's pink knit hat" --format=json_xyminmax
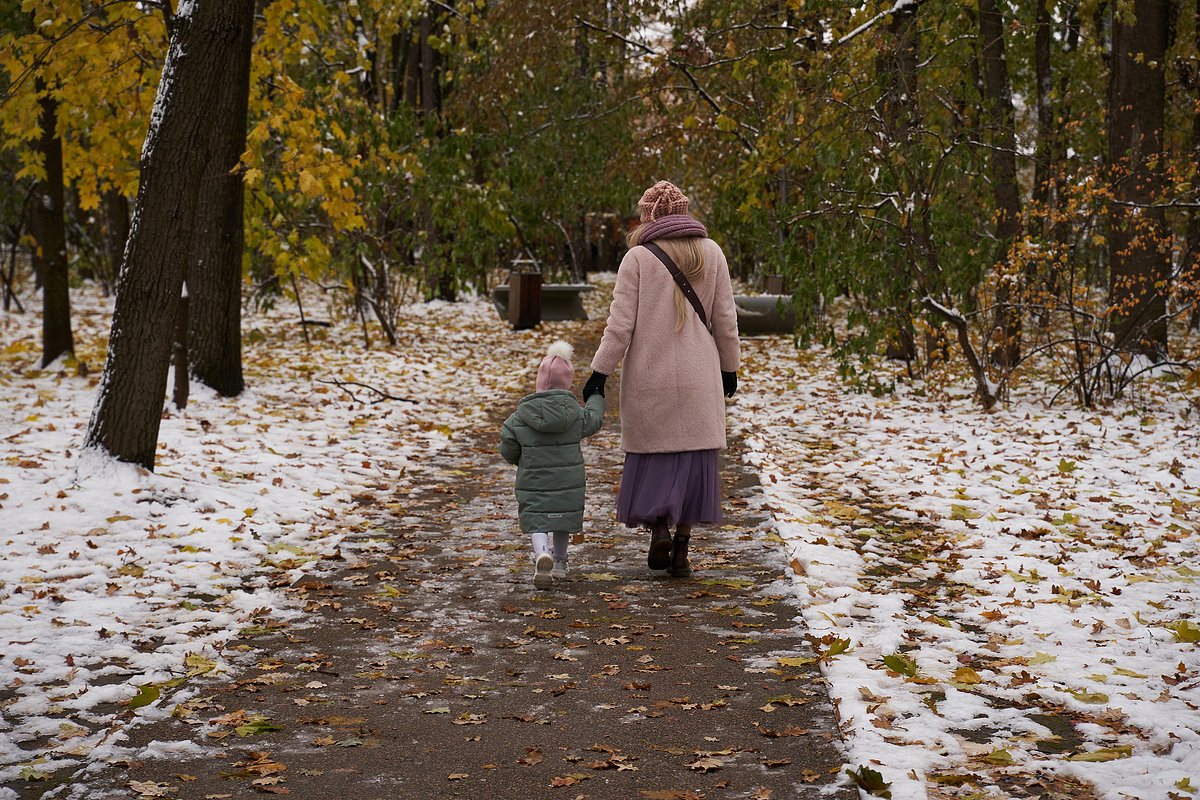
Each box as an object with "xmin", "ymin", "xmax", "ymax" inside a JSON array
[
  {"xmin": 536, "ymin": 340, "xmax": 574, "ymax": 392},
  {"xmin": 638, "ymin": 180, "xmax": 690, "ymax": 222}
]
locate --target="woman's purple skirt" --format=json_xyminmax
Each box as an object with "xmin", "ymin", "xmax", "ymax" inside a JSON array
[{"xmin": 617, "ymin": 449, "xmax": 722, "ymax": 527}]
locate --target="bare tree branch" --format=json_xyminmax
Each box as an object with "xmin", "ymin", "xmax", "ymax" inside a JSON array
[
  {"xmin": 317, "ymin": 378, "xmax": 418, "ymax": 405},
  {"xmin": 837, "ymin": 0, "xmax": 926, "ymax": 47}
]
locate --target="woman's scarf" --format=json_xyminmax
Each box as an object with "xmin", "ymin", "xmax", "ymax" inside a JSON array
[{"xmin": 639, "ymin": 214, "xmax": 707, "ymax": 242}]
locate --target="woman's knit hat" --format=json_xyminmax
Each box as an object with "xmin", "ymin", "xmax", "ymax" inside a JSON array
[
  {"xmin": 536, "ymin": 340, "xmax": 574, "ymax": 392},
  {"xmin": 638, "ymin": 180, "xmax": 690, "ymax": 222}
]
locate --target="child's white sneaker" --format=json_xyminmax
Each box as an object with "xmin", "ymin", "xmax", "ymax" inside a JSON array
[
  {"xmin": 552, "ymin": 560, "xmax": 568, "ymax": 579},
  {"xmin": 533, "ymin": 553, "xmax": 554, "ymax": 589}
]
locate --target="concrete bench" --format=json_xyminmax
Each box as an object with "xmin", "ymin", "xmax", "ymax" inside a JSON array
[
  {"xmin": 491, "ymin": 284, "xmax": 595, "ymax": 322},
  {"xmin": 734, "ymin": 294, "xmax": 796, "ymax": 335}
]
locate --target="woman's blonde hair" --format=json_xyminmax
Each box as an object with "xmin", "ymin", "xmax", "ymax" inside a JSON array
[{"xmin": 628, "ymin": 225, "xmax": 706, "ymax": 331}]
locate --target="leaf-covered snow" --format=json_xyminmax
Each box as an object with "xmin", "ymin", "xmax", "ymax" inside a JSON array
[{"xmin": 733, "ymin": 339, "xmax": 1200, "ymax": 800}]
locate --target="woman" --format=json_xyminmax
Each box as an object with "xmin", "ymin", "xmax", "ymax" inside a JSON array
[{"xmin": 583, "ymin": 180, "xmax": 740, "ymax": 577}]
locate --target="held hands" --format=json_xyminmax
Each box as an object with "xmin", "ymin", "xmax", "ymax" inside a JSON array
[
  {"xmin": 721, "ymin": 370, "xmax": 738, "ymax": 398},
  {"xmin": 583, "ymin": 371, "xmax": 608, "ymax": 399}
]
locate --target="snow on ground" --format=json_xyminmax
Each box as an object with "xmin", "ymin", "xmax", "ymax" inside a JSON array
[
  {"xmin": 732, "ymin": 338, "xmax": 1200, "ymax": 799},
  {"xmin": 0, "ymin": 276, "xmax": 596, "ymax": 784}
]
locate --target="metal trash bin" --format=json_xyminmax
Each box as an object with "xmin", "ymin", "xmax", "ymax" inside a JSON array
[{"xmin": 508, "ymin": 258, "xmax": 542, "ymax": 330}]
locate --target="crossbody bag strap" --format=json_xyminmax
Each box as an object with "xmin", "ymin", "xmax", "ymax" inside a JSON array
[{"xmin": 643, "ymin": 241, "xmax": 711, "ymax": 333}]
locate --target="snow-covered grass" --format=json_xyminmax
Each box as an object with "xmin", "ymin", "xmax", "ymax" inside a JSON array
[
  {"xmin": 0, "ymin": 276, "xmax": 596, "ymax": 785},
  {"xmin": 733, "ymin": 338, "xmax": 1200, "ymax": 799}
]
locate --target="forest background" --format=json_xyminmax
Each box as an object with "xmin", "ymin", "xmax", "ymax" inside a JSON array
[{"xmin": 2, "ymin": 0, "xmax": 1200, "ymax": 468}]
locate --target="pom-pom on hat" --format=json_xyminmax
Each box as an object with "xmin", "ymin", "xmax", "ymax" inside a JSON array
[
  {"xmin": 536, "ymin": 340, "xmax": 575, "ymax": 392},
  {"xmin": 638, "ymin": 180, "xmax": 690, "ymax": 222}
]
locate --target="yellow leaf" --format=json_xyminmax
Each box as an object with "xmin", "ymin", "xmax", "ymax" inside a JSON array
[
  {"xmin": 953, "ymin": 667, "xmax": 982, "ymax": 684},
  {"xmin": 298, "ymin": 170, "xmax": 320, "ymax": 196},
  {"xmin": 778, "ymin": 656, "xmax": 816, "ymax": 668}
]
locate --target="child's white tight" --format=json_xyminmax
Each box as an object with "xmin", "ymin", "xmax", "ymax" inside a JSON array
[{"xmin": 531, "ymin": 532, "xmax": 569, "ymax": 562}]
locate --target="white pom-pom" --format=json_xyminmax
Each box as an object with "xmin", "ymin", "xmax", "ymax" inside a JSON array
[{"xmin": 546, "ymin": 340, "xmax": 574, "ymax": 362}]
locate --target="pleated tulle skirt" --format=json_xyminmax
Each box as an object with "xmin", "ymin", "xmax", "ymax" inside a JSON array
[{"xmin": 616, "ymin": 449, "xmax": 722, "ymax": 527}]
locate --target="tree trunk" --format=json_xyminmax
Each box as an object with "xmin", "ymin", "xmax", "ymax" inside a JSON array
[
  {"xmin": 186, "ymin": 0, "xmax": 253, "ymax": 397},
  {"xmin": 419, "ymin": 11, "xmax": 441, "ymax": 123},
  {"xmin": 878, "ymin": 1, "xmax": 919, "ymax": 361},
  {"xmin": 403, "ymin": 28, "xmax": 421, "ymax": 106},
  {"xmin": 978, "ymin": 0, "xmax": 1023, "ymax": 368},
  {"xmin": 1107, "ymin": 0, "xmax": 1171, "ymax": 358},
  {"xmin": 102, "ymin": 189, "xmax": 129, "ymax": 296},
  {"xmin": 85, "ymin": 0, "xmax": 255, "ymax": 469},
  {"xmin": 173, "ymin": 284, "xmax": 189, "ymax": 409},
  {"xmin": 419, "ymin": 3, "xmax": 454, "ymax": 302},
  {"xmin": 30, "ymin": 81, "xmax": 73, "ymax": 367},
  {"xmin": 1187, "ymin": 0, "xmax": 1200, "ymax": 330},
  {"xmin": 390, "ymin": 32, "xmax": 409, "ymax": 114},
  {"xmin": 1031, "ymin": 0, "xmax": 1054, "ymax": 236}
]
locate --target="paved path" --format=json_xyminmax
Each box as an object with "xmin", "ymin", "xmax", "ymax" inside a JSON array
[{"xmin": 50, "ymin": 342, "xmax": 852, "ymax": 800}]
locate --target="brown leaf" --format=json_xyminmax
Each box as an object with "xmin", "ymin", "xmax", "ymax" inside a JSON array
[
  {"xmin": 756, "ymin": 724, "xmax": 811, "ymax": 738},
  {"xmin": 517, "ymin": 748, "xmax": 543, "ymax": 766},
  {"xmin": 688, "ymin": 756, "xmax": 725, "ymax": 773},
  {"xmin": 639, "ymin": 791, "xmax": 704, "ymax": 800}
]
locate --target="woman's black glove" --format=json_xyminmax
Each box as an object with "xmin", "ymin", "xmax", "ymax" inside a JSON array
[
  {"xmin": 721, "ymin": 370, "xmax": 737, "ymax": 397},
  {"xmin": 582, "ymin": 371, "xmax": 608, "ymax": 399}
]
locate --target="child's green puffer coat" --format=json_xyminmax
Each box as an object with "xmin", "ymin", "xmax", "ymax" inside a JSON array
[{"xmin": 499, "ymin": 390, "xmax": 605, "ymax": 533}]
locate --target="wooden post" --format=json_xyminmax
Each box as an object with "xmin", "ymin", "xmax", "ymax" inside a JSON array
[
  {"xmin": 508, "ymin": 259, "xmax": 541, "ymax": 330},
  {"xmin": 764, "ymin": 274, "xmax": 785, "ymax": 294}
]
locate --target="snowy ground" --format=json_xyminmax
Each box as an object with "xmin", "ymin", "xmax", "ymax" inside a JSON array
[
  {"xmin": 7, "ymin": 272, "xmax": 1200, "ymax": 799},
  {"xmin": 733, "ymin": 337, "xmax": 1200, "ymax": 800},
  {"xmin": 0, "ymin": 276, "xmax": 596, "ymax": 788}
]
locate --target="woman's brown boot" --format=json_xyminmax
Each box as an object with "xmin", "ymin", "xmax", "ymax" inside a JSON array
[
  {"xmin": 669, "ymin": 527, "xmax": 692, "ymax": 577},
  {"xmin": 647, "ymin": 518, "xmax": 671, "ymax": 570}
]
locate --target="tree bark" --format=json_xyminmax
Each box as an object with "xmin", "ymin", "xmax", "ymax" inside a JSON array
[
  {"xmin": 1107, "ymin": 0, "xmax": 1171, "ymax": 358},
  {"xmin": 419, "ymin": 2, "xmax": 454, "ymax": 301},
  {"xmin": 1031, "ymin": 0, "xmax": 1054, "ymax": 235},
  {"xmin": 102, "ymin": 189, "xmax": 129, "ymax": 296},
  {"xmin": 878, "ymin": 1, "xmax": 919, "ymax": 361},
  {"xmin": 186, "ymin": 0, "xmax": 253, "ymax": 397},
  {"xmin": 978, "ymin": 0, "xmax": 1023, "ymax": 368},
  {"xmin": 30, "ymin": 81, "xmax": 73, "ymax": 367},
  {"xmin": 85, "ymin": 0, "xmax": 254, "ymax": 469},
  {"xmin": 1186, "ymin": 0, "xmax": 1200, "ymax": 330},
  {"xmin": 173, "ymin": 285, "xmax": 189, "ymax": 409}
]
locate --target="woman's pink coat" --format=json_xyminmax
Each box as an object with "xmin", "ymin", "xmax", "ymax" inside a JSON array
[{"xmin": 591, "ymin": 239, "xmax": 740, "ymax": 454}]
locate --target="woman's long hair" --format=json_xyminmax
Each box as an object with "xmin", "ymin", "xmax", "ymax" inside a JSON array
[{"xmin": 628, "ymin": 225, "xmax": 706, "ymax": 331}]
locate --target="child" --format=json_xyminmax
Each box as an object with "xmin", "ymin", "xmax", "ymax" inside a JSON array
[{"xmin": 499, "ymin": 341, "xmax": 605, "ymax": 589}]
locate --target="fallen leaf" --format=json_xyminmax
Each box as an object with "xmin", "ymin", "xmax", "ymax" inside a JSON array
[
  {"xmin": 517, "ymin": 748, "xmax": 543, "ymax": 766},
  {"xmin": 953, "ymin": 667, "xmax": 982, "ymax": 685},
  {"xmin": 845, "ymin": 765, "xmax": 891, "ymax": 797},
  {"xmin": 1066, "ymin": 746, "xmax": 1132, "ymax": 762},
  {"xmin": 688, "ymin": 756, "xmax": 724, "ymax": 773},
  {"xmin": 981, "ymin": 749, "xmax": 1016, "ymax": 766}
]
